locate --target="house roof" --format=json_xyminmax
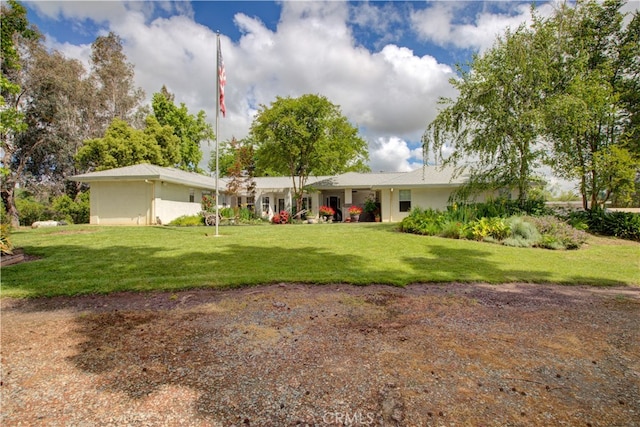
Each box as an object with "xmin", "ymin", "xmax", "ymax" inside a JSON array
[
  {"xmin": 71, "ymin": 164, "xmax": 464, "ymax": 192},
  {"xmin": 378, "ymin": 166, "xmax": 466, "ymax": 188},
  {"xmin": 311, "ymin": 171, "xmax": 405, "ymax": 189},
  {"xmin": 253, "ymin": 175, "xmax": 334, "ymax": 191},
  {"xmin": 70, "ymin": 163, "xmax": 222, "ymax": 189},
  {"xmin": 309, "ymin": 166, "xmax": 463, "ymax": 189}
]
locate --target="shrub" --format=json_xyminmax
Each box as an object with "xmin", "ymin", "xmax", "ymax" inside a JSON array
[
  {"xmin": 439, "ymin": 220, "xmax": 464, "ymax": 239},
  {"xmin": 169, "ymin": 215, "xmax": 204, "ymax": 226},
  {"xmin": 271, "ymin": 213, "xmax": 281, "ymax": 224},
  {"xmin": 51, "ymin": 192, "xmax": 90, "ymax": 224},
  {"xmin": 0, "ymin": 224, "xmax": 12, "ymax": 254},
  {"xmin": 525, "ymin": 216, "xmax": 588, "ymax": 250},
  {"xmin": 603, "ymin": 211, "xmax": 640, "ymax": 241},
  {"xmin": 16, "ymin": 196, "xmax": 47, "ymax": 226},
  {"xmin": 456, "ymin": 196, "xmax": 551, "ymax": 219},
  {"xmin": 220, "ymin": 207, "xmax": 235, "ymax": 218},
  {"xmin": 238, "ymin": 207, "xmax": 253, "ymax": 221},
  {"xmin": 446, "ymin": 203, "xmax": 476, "ymax": 223},
  {"xmin": 507, "ymin": 216, "xmax": 540, "ymax": 242},
  {"xmin": 400, "ymin": 208, "xmax": 444, "ymax": 236},
  {"xmin": 569, "ymin": 209, "xmax": 640, "ymax": 241},
  {"xmin": 468, "ymin": 217, "xmax": 510, "ymax": 241}
]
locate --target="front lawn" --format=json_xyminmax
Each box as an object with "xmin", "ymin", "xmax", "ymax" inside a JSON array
[{"xmin": 2, "ymin": 223, "xmax": 639, "ymax": 298}]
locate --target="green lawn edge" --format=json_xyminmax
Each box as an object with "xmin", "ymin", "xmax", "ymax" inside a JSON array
[{"xmin": 2, "ymin": 223, "xmax": 639, "ymax": 298}]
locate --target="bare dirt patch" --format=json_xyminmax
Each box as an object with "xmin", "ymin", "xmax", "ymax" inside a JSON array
[{"xmin": 2, "ymin": 283, "xmax": 639, "ymax": 426}]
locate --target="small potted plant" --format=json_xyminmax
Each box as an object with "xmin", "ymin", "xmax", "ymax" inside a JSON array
[
  {"xmin": 348, "ymin": 205, "xmax": 362, "ymax": 222},
  {"xmin": 306, "ymin": 210, "xmax": 316, "ymax": 224},
  {"xmin": 364, "ymin": 197, "xmax": 377, "ymax": 213},
  {"xmin": 319, "ymin": 205, "xmax": 335, "ymax": 222}
]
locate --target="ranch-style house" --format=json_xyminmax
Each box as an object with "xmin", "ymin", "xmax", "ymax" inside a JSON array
[{"xmin": 71, "ymin": 163, "xmax": 479, "ymax": 226}]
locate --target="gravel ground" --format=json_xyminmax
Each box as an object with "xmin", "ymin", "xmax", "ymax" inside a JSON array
[{"xmin": 2, "ymin": 282, "xmax": 639, "ymax": 426}]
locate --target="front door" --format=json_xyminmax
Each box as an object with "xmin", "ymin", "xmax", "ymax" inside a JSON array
[{"xmin": 327, "ymin": 196, "xmax": 341, "ymax": 221}]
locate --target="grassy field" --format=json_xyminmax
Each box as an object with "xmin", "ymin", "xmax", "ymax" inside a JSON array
[{"xmin": 2, "ymin": 223, "xmax": 639, "ymax": 298}]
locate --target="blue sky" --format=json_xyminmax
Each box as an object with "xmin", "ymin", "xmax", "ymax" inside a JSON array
[{"xmin": 22, "ymin": 1, "xmax": 639, "ymax": 181}]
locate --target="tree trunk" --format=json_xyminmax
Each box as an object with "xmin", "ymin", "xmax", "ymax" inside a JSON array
[{"xmin": 1, "ymin": 185, "xmax": 20, "ymax": 228}]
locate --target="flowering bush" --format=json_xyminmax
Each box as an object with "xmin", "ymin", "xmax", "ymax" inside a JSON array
[
  {"xmin": 279, "ymin": 210, "xmax": 290, "ymax": 223},
  {"xmin": 348, "ymin": 206, "xmax": 363, "ymax": 215},
  {"xmin": 272, "ymin": 210, "xmax": 290, "ymax": 224},
  {"xmin": 319, "ymin": 205, "xmax": 335, "ymax": 216}
]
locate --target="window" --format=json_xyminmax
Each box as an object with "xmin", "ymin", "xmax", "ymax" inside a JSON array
[
  {"xmin": 189, "ymin": 190, "xmax": 195, "ymax": 203},
  {"xmin": 301, "ymin": 196, "xmax": 312, "ymax": 211},
  {"xmin": 262, "ymin": 196, "xmax": 270, "ymax": 213},
  {"xmin": 278, "ymin": 198, "xmax": 285, "ymax": 212},
  {"xmin": 399, "ymin": 190, "xmax": 411, "ymax": 212}
]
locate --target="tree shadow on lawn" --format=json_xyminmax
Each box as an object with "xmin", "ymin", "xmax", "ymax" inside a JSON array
[
  {"xmin": 4, "ymin": 234, "xmax": 631, "ymax": 299},
  {"xmin": 401, "ymin": 243, "xmax": 630, "ymax": 287},
  {"xmin": 3, "ymin": 242, "xmax": 369, "ymax": 298}
]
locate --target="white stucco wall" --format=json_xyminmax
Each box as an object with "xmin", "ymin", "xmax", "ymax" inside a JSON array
[
  {"xmin": 89, "ymin": 180, "xmax": 212, "ymax": 225},
  {"xmin": 89, "ymin": 181, "xmax": 153, "ymax": 225},
  {"xmin": 379, "ymin": 186, "xmax": 460, "ymax": 222},
  {"xmin": 155, "ymin": 200, "xmax": 202, "ymax": 224}
]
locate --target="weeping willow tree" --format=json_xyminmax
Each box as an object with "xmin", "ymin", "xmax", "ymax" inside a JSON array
[
  {"xmin": 424, "ymin": 0, "xmax": 639, "ymax": 209},
  {"xmin": 423, "ymin": 14, "xmax": 552, "ymax": 205}
]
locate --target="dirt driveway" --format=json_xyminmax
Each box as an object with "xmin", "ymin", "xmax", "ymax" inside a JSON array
[{"xmin": 2, "ymin": 283, "xmax": 639, "ymax": 426}]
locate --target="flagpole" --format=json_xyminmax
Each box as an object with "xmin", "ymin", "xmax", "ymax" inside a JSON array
[{"xmin": 215, "ymin": 32, "xmax": 220, "ymax": 237}]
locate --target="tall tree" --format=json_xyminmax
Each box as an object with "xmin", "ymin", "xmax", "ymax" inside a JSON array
[
  {"xmin": 424, "ymin": 17, "xmax": 551, "ymax": 204},
  {"xmin": 91, "ymin": 32, "xmax": 144, "ymax": 133},
  {"xmin": 251, "ymin": 94, "xmax": 369, "ymax": 212},
  {"xmin": 152, "ymin": 86, "xmax": 213, "ymax": 172},
  {"xmin": 0, "ymin": 0, "xmax": 40, "ymax": 226},
  {"xmin": 543, "ymin": 0, "xmax": 639, "ymax": 209},
  {"xmin": 13, "ymin": 39, "xmax": 91, "ymax": 198}
]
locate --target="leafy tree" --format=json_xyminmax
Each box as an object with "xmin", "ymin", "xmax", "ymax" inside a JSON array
[
  {"xmin": 251, "ymin": 94, "xmax": 369, "ymax": 212},
  {"xmin": 1, "ymin": 0, "xmax": 40, "ymax": 226},
  {"xmin": 152, "ymin": 86, "xmax": 213, "ymax": 172},
  {"xmin": 424, "ymin": 17, "xmax": 550, "ymax": 205},
  {"xmin": 424, "ymin": 0, "xmax": 639, "ymax": 210},
  {"xmin": 542, "ymin": 0, "xmax": 639, "ymax": 209},
  {"xmin": 208, "ymin": 138, "xmax": 235, "ymax": 178},
  {"xmin": 593, "ymin": 146, "xmax": 638, "ymax": 207},
  {"xmin": 76, "ymin": 117, "xmax": 180, "ymax": 171},
  {"xmin": 617, "ymin": 12, "xmax": 640, "ymax": 155},
  {"xmin": 143, "ymin": 115, "xmax": 181, "ymax": 166},
  {"xmin": 12, "ymin": 40, "xmax": 91, "ymax": 197}
]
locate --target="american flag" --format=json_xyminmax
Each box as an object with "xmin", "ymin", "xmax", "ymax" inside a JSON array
[{"xmin": 217, "ymin": 36, "xmax": 226, "ymax": 117}]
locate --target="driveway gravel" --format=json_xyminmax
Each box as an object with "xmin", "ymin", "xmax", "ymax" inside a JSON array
[{"xmin": 2, "ymin": 283, "xmax": 639, "ymax": 426}]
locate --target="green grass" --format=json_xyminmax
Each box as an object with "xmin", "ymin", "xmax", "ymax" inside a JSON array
[{"xmin": 2, "ymin": 223, "xmax": 639, "ymax": 298}]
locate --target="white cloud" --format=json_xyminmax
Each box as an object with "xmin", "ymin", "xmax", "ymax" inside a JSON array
[
  {"xmin": 29, "ymin": 1, "xmax": 460, "ymax": 173},
  {"xmin": 28, "ymin": 0, "xmax": 129, "ymax": 24},
  {"xmin": 410, "ymin": 2, "xmax": 555, "ymax": 53},
  {"xmin": 370, "ymin": 137, "xmax": 423, "ymax": 173},
  {"xmin": 349, "ymin": 1, "xmax": 404, "ymax": 49}
]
